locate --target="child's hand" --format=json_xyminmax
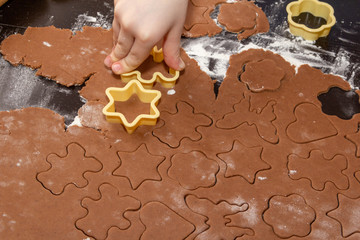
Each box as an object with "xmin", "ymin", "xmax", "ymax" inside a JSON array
[{"xmin": 104, "ymin": 0, "xmax": 188, "ymax": 75}]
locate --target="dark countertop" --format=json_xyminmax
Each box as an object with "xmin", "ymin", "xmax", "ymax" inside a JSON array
[{"xmin": 0, "ymin": 0, "xmax": 359, "ymax": 124}]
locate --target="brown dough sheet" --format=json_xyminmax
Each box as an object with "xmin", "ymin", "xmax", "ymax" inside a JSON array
[
  {"xmin": 1, "ymin": 27, "xmax": 360, "ymax": 239},
  {"xmin": 183, "ymin": 0, "xmax": 269, "ymax": 39}
]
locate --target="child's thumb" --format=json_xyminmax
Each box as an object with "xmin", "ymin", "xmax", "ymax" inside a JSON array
[{"xmin": 163, "ymin": 31, "xmax": 185, "ymax": 71}]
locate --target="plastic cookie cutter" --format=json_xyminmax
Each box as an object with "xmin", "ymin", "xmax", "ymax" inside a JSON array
[
  {"xmin": 102, "ymin": 79, "xmax": 161, "ymax": 134},
  {"xmin": 121, "ymin": 46, "xmax": 180, "ymax": 89},
  {"xmin": 0, "ymin": 0, "xmax": 8, "ymax": 7},
  {"xmin": 286, "ymin": 0, "xmax": 336, "ymax": 41}
]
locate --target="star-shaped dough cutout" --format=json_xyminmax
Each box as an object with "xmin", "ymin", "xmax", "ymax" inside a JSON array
[
  {"xmin": 113, "ymin": 144, "xmax": 166, "ymax": 189},
  {"xmin": 217, "ymin": 140, "xmax": 270, "ymax": 183},
  {"xmin": 102, "ymin": 80, "xmax": 161, "ymax": 134}
]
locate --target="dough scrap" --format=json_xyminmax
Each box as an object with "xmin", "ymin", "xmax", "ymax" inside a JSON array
[{"xmin": 183, "ymin": 0, "xmax": 269, "ymax": 39}]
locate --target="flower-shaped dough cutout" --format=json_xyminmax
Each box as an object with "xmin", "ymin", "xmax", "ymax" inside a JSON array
[
  {"xmin": 264, "ymin": 194, "xmax": 316, "ymax": 238},
  {"xmin": 102, "ymin": 80, "xmax": 161, "ymax": 134},
  {"xmin": 287, "ymin": 150, "xmax": 349, "ymax": 191},
  {"xmin": 241, "ymin": 59, "xmax": 285, "ymax": 92},
  {"xmin": 218, "ymin": 1, "xmax": 269, "ymax": 40},
  {"xmin": 168, "ymin": 151, "xmax": 219, "ymax": 190},
  {"xmin": 121, "ymin": 47, "xmax": 180, "ymax": 89},
  {"xmin": 76, "ymin": 184, "xmax": 141, "ymax": 240},
  {"xmin": 36, "ymin": 143, "xmax": 102, "ymax": 195},
  {"xmin": 286, "ymin": 0, "xmax": 336, "ymax": 40},
  {"xmin": 113, "ymin": 144, "xmax": 165, "ymax": 190},
  {"xmin": 328, "ymin": 194, "xmax": 360, "ymax": 237}
]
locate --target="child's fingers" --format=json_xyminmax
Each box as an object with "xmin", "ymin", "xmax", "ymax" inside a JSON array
[
  {"xmin": 110, "ymin": 28, "xmax": 135, "ymax": 63},
  {"xmin": 111, "ymin": 39, "xmax": 153, "ymax": 75},
  {"xmin": 104, "ymin": 20, "xmax": 121, "ymax": 68},
  {"xmin": 112, "ymin": 20, "xmax": 120, "ymax": 46},
  {"xmin": 163, "ymin": 27, "xmax": 185, "ymax": 71}
]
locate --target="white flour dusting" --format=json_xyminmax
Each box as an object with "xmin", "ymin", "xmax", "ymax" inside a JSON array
[
  {"xmin": 167, "ymin": 89, "xmax": 176, "ymax": 95},
  {"xmin": 71, "ymin": 12, "xmax": 112, "ymax": 32},
  {"xmin": 42, "ymin": 41, "xmax": 52, "ymax": 47},
  {"xmin": 68, "ymin": 116, "xmax": 83, "ymax": 128},
  {"xmin": 182, "ymin": 0, "xmax": 357, "ymax": 88}
]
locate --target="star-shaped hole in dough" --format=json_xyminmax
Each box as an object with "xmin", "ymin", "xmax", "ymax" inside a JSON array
[{"xmin": 102, "ymin": 80, "xmax": 161, "ymax": 134}]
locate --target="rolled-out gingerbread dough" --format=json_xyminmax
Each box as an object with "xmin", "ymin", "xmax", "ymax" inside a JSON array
[{"xmin": 1, "ymin": 26, "xmax": 359, "ymax": 240}]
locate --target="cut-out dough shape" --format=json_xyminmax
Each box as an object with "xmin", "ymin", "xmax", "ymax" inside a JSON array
[
  {"xmin": 263, "ymin": 194, "xmax": 316, "ymax": 238},
  {"xmin": 286, "ymin": 103, "xmax": 338, "ymax": 143},
  {"xmin": 345, "ymin": 130, "xmax": 360, "ymax": 157},
  {"xmin": 217, "ymin": 140, "xmax": 270, "ymax": 183},
  {"xmin": 113, "ymin": 144, "xmax": 165, "ymax": 190},
  {"xmin": 219, "ymin": 2, "xmax": 256, "ymax": 31},
  {"xmin": 121, "ymin": 47, "xmax": 179, "ymax": 89},
  {"xmin": 355, "ymin": 171, "xmax": 360, "ymax": 183},
  {"xmin": 218, "ymin": 1, "xmax": 270, "ymax": 40},
  {"xmin": 184, "ymin": 0, "xmax": 209, "ymax": 30},
  {"xmin": 288, "ymin": 150, "xmax": 349, "ymax": 191},
  {"xmin": 140, "ymin": 202, "xmax": 195, "ymax": 240},
  {"xmin": 36, "ymin": 143, "xmax": 102, "ymax": 195},
  {"xmin": 168, "ymin": 151, "xmax": 219, "ymax": 190},
  {"xmin": 76, "ymin": 184, "xmax": 141, "ymax": 240},
  {"xmin": 216, "ymin": 98, "xmax": 278, "ymax": 144},
  {"xmin": 241, "ymin": 59, "xmax": 285, "ymax": 92},
  {"xmin": 153, "ymin": 101, "xmax": 212, "ymax": 148},
  {"xmin": 328, "ymin": 194, "xmax": 360, "ymax": 237},
  {"xmin": 185, "ymin": 195, "xmax": 253, "ymax": 239},
  {"xmin": 182, "ymin": 0, "xmax": 226, "ymax": 37}
]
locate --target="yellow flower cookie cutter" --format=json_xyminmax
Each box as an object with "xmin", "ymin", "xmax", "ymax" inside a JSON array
[
  {"xmin": 121, "ymin": 46, "xmax": 180, "ymax": 89},
  {"xmin": 102, "ymin": 79, "xmax": 161, "ymax": 134},
  {"xmin": 286, "ymin": 0, "xmax": 336, "ymax": 41}
]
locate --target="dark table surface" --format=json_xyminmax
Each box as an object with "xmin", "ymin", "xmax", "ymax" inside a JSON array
[{"xmin": 0, "ymin": 0, "xmax": 359, "ymax": 125}]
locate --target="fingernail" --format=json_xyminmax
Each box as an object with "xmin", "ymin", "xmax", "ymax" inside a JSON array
[
  {"xmin": 179, "ymin": 58, "xmax": 185, "ymax": 70},
  {"xmin": 104, "ymin": 56, "xmax": 112, "ymax": 67},
  {"xmin": 112, "ymin": 63, "xmax": 122, "ymax": 73}
]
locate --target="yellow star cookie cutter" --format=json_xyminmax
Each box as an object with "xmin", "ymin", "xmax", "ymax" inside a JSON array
[
  {"xmin": 102, "ymin": 79, "xmax": 161, "ymax": 134},
  {"xmin": 121, "ymin": 46, "xmax": 180, "ymax": 89},
  {"xmin": 286, "ymin": 0, "xmax": 336, "ymax": 41}
]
